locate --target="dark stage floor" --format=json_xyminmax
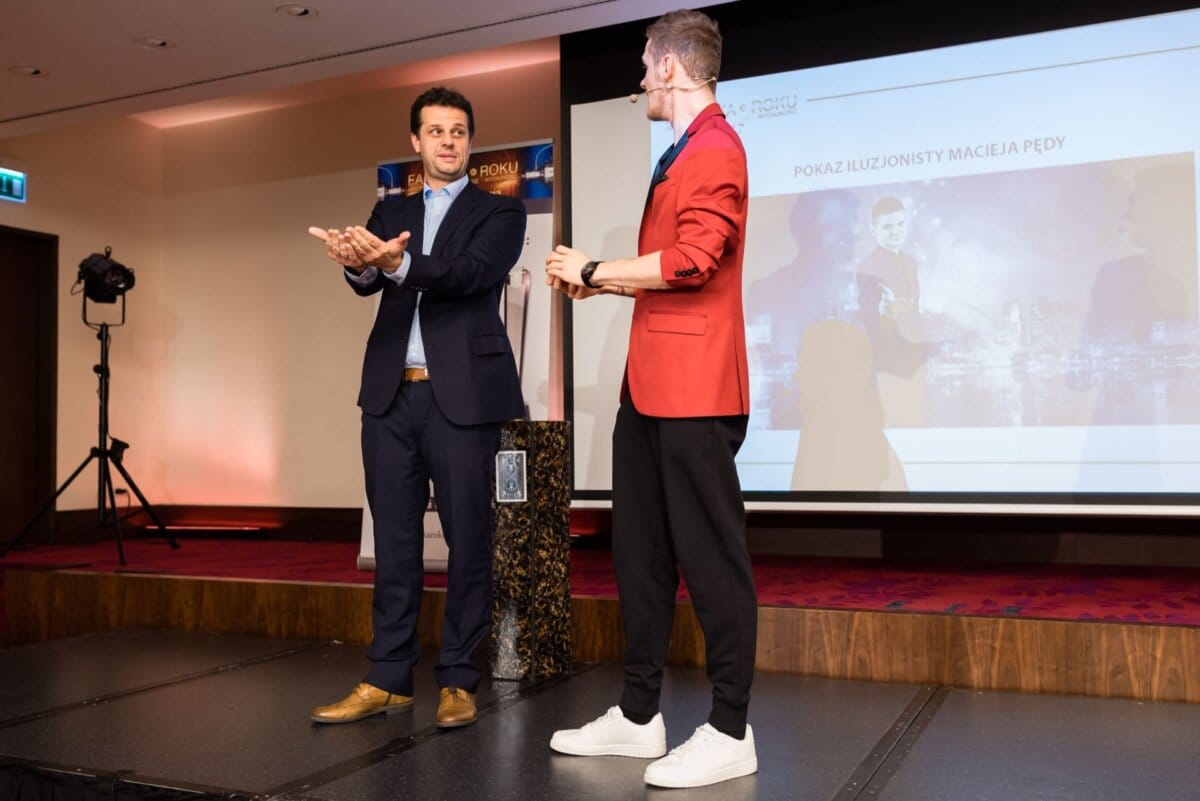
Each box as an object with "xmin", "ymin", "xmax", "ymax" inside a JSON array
[{"xmin": 0, "ymin": 630, "xmax": 1197, "ymax": 800}]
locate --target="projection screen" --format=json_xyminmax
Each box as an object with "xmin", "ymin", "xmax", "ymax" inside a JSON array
[{"xmin": 563, "ymin": 2, "xmax": 1200, "ymax": 514}]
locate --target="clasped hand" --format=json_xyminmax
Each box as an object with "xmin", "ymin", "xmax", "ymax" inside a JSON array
[
  {"xmin": 545, "ymin": 244, "xmax": 616, "ymax": 299},
  {"xmin": 308, "ymin": 226, "xmax": 411, "ymax": 274}
]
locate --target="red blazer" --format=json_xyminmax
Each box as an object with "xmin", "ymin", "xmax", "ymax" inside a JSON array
[{"xmin": 623, "ymin": 104, "xmax": 751, "ymax": 418}]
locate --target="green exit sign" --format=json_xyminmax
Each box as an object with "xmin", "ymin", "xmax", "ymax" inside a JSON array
[{"xmin": 0, "ymin": 167, "xmax": 27, "ymax": 204}]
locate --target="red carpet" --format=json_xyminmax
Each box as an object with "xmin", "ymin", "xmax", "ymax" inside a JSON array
[{"xmin": 2, "ymin": 539, "xmax": 1198, "ymax": 634}]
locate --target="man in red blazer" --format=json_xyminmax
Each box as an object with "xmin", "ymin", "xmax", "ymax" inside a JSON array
[{"xmin": 546, "ymin": 9, "xmax": 758, "ymax": 790}]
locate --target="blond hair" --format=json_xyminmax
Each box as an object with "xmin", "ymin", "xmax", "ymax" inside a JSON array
[{"xmin": 646, "ymin": 9, "xmax": 722, "ymax": 84}]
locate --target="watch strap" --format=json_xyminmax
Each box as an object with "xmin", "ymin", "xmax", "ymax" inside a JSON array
[{"xmin": 581, "ymin": 260, "xmax": 601, "ymax": 288}]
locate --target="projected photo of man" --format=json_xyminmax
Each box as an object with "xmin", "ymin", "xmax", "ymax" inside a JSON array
[
  {"xmin": 854, "ymin": 196, "xmax": 929, "ymax": 427},
  {"xmin": 733, "ymin": 151, "xmax": 1200, "ymax": 493},
  {"xmin": 858, "ymin": 197, "xmax": 919, "ymax": 320}
]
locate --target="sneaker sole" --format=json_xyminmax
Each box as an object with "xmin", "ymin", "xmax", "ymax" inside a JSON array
[
  {"xmin": 644, "ymin": 757, "xmax": 758, "ymax": 788},
  {"xmin": 549, "ymin": 740, "xmax": 666, "ymax": 758}
]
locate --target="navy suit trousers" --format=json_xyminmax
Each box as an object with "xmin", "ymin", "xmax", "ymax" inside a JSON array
[{"xmin": 362, "ymin": 381, "xmax": 501, "ymax": 695}]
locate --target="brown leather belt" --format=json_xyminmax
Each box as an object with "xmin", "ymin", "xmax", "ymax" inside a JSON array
[{"xmin": 403, "ymin": 367, "xmax": 430, "ymax": 382}]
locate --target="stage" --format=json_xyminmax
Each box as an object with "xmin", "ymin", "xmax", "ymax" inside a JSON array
[
  {"xmin": 2, "ymin": 537, "xmax": 1199, "ymax": 704},
  {"xmin": 1, "ymin": 535, "xmax": 1199, "ymax": 798},
  {"xmin": 1, "ymin": 629, "xmax": 1198, "ymax": 800}
]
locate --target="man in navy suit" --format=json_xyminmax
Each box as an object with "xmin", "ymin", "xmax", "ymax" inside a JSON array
[{"xmin": 308, "ymin": 86, "xmax": 526, "ymax": 728}]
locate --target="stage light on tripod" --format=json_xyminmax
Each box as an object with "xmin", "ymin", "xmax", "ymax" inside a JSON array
[{"xmin": 77, "ymin": 247, "xmax": 136, "ymax": 304}]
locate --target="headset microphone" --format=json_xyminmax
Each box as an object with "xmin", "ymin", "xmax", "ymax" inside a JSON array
[
  {"xmin": 629, "ymin": 85, "xmax": 673, "ymax": 103},
  {"xmin": 628, "ymin": 78, "xmax": 713, "ymax": 102}
]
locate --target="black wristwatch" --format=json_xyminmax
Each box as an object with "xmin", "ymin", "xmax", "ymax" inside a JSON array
[{"xmin": 581, "ymin": 260, "xmax": 601, "ymax": 288}]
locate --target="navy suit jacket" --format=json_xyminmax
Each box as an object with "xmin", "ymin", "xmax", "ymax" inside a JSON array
[{"xmin": 347, "ymin": 181, "xmax": 527, "ymax": 424}]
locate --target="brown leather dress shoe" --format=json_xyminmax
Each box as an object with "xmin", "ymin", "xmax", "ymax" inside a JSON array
[
  {"xmin": 436, "ymin": 687, "xmax": 477, "ymax": 728},
  {"xmin": 310, "ymin": 682, "xmax": 413, "ymax": 724}
]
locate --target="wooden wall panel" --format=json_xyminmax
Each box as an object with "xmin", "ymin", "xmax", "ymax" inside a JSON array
[
  {"xmin": 750, "ymin": 605, "xmax": 1198, "ymax": 703},
  {"xmin": 5, "ymin": 570, "xmax": 382, "ymax": 645},
  {"xmin": 5, "ymin": 568, "xmax": 1196, "ymax": 702},
  {"xmin": 568, "ymin": 598, "xmax": 706, "ymax": 667}
]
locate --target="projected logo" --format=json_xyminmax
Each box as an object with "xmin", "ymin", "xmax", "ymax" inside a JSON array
[{"xmin": 724, "ymin": 94, "xmax": 800, "ymax": 123}]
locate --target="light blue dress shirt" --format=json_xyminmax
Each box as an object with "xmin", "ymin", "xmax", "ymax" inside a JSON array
[{"xmin": 346, "ymin": 173, "xmax": 470, "ymax": 368}]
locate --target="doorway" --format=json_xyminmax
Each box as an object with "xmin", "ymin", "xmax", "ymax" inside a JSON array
[{"xmin": 0, "ymin": 224, "xmax": 57, "ymax": 546}]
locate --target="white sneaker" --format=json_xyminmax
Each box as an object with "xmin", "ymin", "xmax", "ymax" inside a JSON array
[
  {"xmin": 549, "ymin": 706, "xmax": 667, "ymax": 758},
  {"xmin": 643, "ymin": 723, "xmax": 757, "ymax": 788}
]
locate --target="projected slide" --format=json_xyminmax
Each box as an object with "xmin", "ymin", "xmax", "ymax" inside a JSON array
[{"xmin": 569, "ymin": 7, "xmax": 1200, "ymax": 501}]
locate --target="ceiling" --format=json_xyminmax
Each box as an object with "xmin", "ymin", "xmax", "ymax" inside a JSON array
[{"xmin": 0, "ymin": 0, "xmax": 698, "ymax": 139}]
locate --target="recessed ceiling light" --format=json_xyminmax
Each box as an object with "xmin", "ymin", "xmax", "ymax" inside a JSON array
[
  {"xmin": 133, "ymin": 36, "xmax": 174, "ymax": 50},
  {"xmin": 8, "ymin": 65, "xmax": 47, "ymax": 77},
  {"xmin": 275, "ymin": 4, "xmax": 318, "ymax": 17}
]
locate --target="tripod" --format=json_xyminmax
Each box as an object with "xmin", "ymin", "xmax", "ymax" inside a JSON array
[{"xmin": 2, "ymin": 321, "xmax": 179, "ymax": 564}]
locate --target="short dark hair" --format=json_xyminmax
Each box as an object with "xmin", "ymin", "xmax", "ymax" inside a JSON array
[
  {"xmin": 871, "ymin": 197, "xmax": 905, "ymax": 223},
  {"xmin": 646, "ymin": 9, "xmax": 722, "ymax": 84},
  {"xmin": 410, "ymin": 86, "xmax": 475, "ymax": 138}
]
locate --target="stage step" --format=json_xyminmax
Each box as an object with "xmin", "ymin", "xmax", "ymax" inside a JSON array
[{"xmin": 3, "ymin": 566, "xmax": 1197, "ymax": 703}]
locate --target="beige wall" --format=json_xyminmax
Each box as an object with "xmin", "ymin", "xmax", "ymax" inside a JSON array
[
  {"xmin": 0, "ymin": 117, "xmax": 167, "ymax": 511},
  {"xmin": 0, "ymin": 59, "xmax": 561, "ymax": 509}
]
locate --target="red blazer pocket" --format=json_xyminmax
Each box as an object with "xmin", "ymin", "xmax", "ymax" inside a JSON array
[{"xmin": 646, "ymin": 311, "xmax": 707, "ymax": 336}]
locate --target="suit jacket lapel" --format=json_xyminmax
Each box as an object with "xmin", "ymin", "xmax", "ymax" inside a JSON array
[
  {"xmin": 431, "ymin": 181, "xmax": 478, "ymax": 255},
  {"xmin": 403, "ymin": 191, "xmax": 425, "ymax": 256}
]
